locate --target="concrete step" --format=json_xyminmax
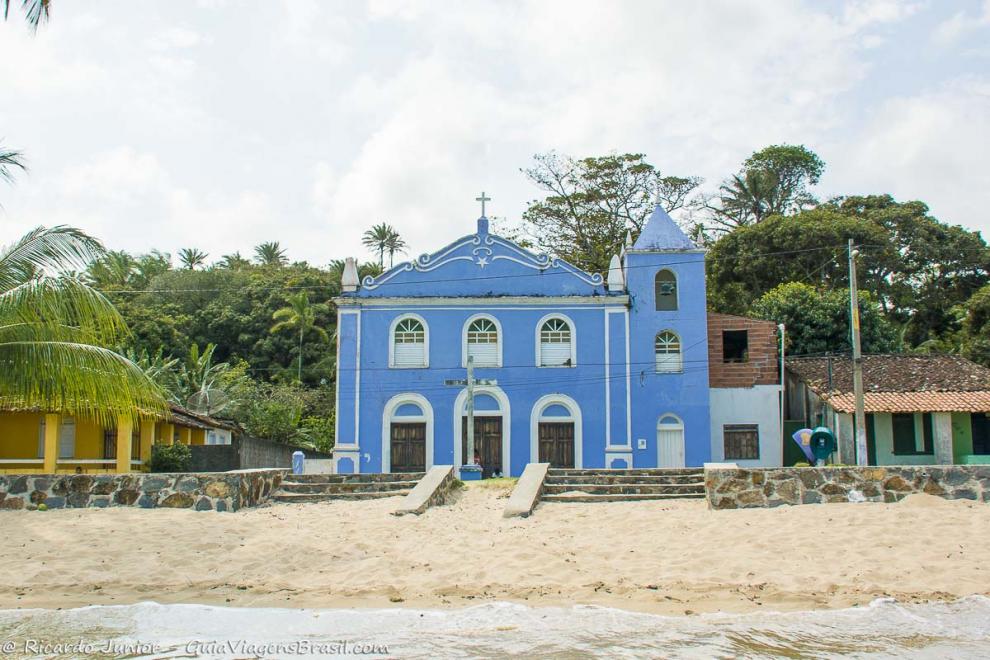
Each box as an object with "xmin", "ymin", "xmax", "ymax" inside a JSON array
[
  {"xmin": 541, "ymin": 492, "xmax": 706, "ymax": 503},
  {"xmin": 548, "ymin": 468, "xmax": 703, "ymax": 477},
  {"xmin": 287, "ymin": 472, "xmax": 424, "ymax": 484},
  {"xmin": 271, "ymin": 491, "xmax": 413, "ymax": 503},
  {"xmin": 544, "ymin": 474, "xmax": 703, "ymax": 485},
  {"xmin": 277, "ymin": 481, "xmax": 416, "ymax": 494},
  {"xmin": 542, "ymin": 483, "xmax": 704, "ymax": 496}
]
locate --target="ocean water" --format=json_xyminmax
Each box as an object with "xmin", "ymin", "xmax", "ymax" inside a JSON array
[{"xmin": 1, "ymin": 598, "xmax": 989, "ymax": 659}]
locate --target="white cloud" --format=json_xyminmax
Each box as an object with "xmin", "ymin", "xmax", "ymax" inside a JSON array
[
  {"xmin": 932, "ymin": 0, "xmax": 990, "ymax": 46},
  {"xmin": 827, "ymin": 76, "xmax": 990, "ymax": 229}
]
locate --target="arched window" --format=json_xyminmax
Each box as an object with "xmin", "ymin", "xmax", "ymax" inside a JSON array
[
  {"xmin": 655, "ymin": 330, "xmax": 682, "ymax": 373},
  {"xmin": 391, "ymin": 316, "xmax": 427, "ymax": 368},
  {"xmin": 538, "ymin": 317, "xmax": 574, "ymax": 367},
  {"xmin": 465, "ymin": 317, "xmax": 500, "ymax": 367},
  {"xmin": 655, "ymin": 269, "xmax": 678, "ymax": 311}
]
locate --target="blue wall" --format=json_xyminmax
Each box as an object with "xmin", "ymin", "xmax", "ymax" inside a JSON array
[{"xmin": 334, "ymin": 213, "xmax": 712, "ymax": 475}]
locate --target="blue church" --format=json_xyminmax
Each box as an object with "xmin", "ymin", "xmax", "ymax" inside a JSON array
[{"xmin": 333, "ymin": 206, "xmax": 712, "ymax": 476}]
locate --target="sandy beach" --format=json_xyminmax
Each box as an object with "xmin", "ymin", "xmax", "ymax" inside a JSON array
[{"xmin": 1, "ymin": 482, "xmax": 988, "ymax": 615}]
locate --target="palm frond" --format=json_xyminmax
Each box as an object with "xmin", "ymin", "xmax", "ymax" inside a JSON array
[
  {"xmin": 0, "ymin": 341, "xmax": 168, "ymax": 425},
  {"xmin": 0, "ymin": 145, "xmax": 26, "ymax": 183},
  {"xmin": 0, "ymin": 276, "xmax": 128, "ymax": 345},
  {"xmin": 3, "ymin": 0, "xmax": 49, "ymax": 29},
  {"xmin": 0, "ymin": 226, "xmax": 105, "ymax": 289}
]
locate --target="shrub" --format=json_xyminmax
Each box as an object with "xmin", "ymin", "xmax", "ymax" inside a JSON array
[{"xmin": 150, "ymin": 443, "xmax": 192, "ymax": 472}]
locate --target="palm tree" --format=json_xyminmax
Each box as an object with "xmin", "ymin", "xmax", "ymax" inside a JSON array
[
  {"xmin": 384, "ymin": 231, "xmax": 407, "ymax": 268},
  {"xmin": 2, "ymin": 0, "xmax": 48, "ymax": 30},
  {"xmin": 178, "ymin": 247, "xmax": 208, "ymax": 270},
  {"xmin": 219, "ymin": 252, "xmax": 251, "ymax": 270},
  {"xmin": 86, "ymin": 250, "xmax": 136, "ymax": 288},
  {"xmin": 175, "ymin": 343, "xmax": 233, "ymax": 413},
  {"xmin": 254, "ymin": 241, "xmax": 287, "ymax": 267},
  {"xmin": 271, "ymin": 292, "xmax": 329, "ymax": 382},
  {"xmin": 362, "ymin": 223, "xmax": 396, "ymax": 269},
  {"xmin": 716, "ymin": 170, "xmax": 783, "ymax": 228},
  {"xmin": 0, "ymin": 225, "xmax": 166, "ymax": 425},
  {"xmin": 0, "ymin": 145, "xmax": 26, "ymax": 184}
]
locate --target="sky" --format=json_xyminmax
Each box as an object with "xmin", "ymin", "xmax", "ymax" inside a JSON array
[{"xmin": 1, "ymin": 0, "xmax": 988, "ymax": 268}]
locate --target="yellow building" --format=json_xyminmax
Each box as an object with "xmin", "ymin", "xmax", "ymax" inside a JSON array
[{"xmin": 0, "ymin": 404, "xmax": 235, "ymax": 475}]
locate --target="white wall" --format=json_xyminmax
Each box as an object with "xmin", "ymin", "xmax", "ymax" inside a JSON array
[{"xmin": 709, "ymin": 386, "xmax": 782, "ymax": 467}]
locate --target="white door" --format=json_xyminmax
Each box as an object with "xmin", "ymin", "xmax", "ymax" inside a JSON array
[{"xmin": 658, "ymin": 423, "xmax": 685, "ymax": 468}]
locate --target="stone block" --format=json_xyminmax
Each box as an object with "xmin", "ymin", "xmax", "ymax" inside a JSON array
[
  {"xmin": 204, "ymin": 481, "xmax": 230, "ymax": 498},
  {"xmin": 66, "ymin": 492, "xmax": 89, "ymax": 507},
  {"xmin": 142, "ymin": 475, "xmax": 170, "ymax": 491},
  {"xmin": 68, "ymin": 475, "xmax": 93, "ymax": 494},
  {"xmin": 91, "ymin": 477, "xmax": 115, "ymax": 495},
  {"xmin": 160, "ymin": 492, "xmax": 195, "ymax": 508},
  {"xmin": 820, "ymin": 483, "xmax": 848, "ymax": 496},
  {"xmin": 801, "ymin": 491, "xmax": 822, "ymax": 505},
  {"xmin": 949, "ymin": 488, "xmax": 978, "ymax": 501},
  {"xmin": 175, "ymin": 477, "xmax": 199, "ymax": 493},
  {"xmin": 737, "ymin": 490, "xmax": 765, "ymax": 506},
  {"xmin": 44, "ymin": 496, "xmax": 65, "ymax": 509},
  {"xmin": 194, "ymin": 497, "xmax": 214, "ymax": 511},
  {"xmin": 882, "ymin": 475, "xmax": 914, "ymax": 492},
  {"xmin": 9, "ymin": 476, "xmax": 28, "ymax": 494},
  {"xmin": 0, "ymin": 496, "xmax": 24, "ymax": 509},
  {"xmin": 29, "ymin": 490, "xmax": 47, "ymax": 504},
  {"xmin": 114, "ymin": 489, "xmax": 140, "ymax": 506}
]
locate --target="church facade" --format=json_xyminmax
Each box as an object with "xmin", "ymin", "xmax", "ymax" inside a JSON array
[{"xmin": 333, "ymin": 207, "xmax": 712, "ymax": 476}]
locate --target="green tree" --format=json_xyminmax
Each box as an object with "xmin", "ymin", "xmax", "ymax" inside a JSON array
[
  {"xmin": 86, "ymin": 250, "xmax": 137, "ymax": 288},
  {"xmin": 254, "ymin": 241, "xmax": 288, "ymax": 267},
  {"xmin": 178, "ymin": 247, "xmax": 208, "ymax": 270},
  {"xmin": 707, "ymin": 144, "xmax": 824, "ymax": 232},
  {"xmin": 218, "ymin": 252, "xmax": 251, "ymax": 270},
  {"xmin": 960, "ymin": 285, "xmax": 990, "ymax": 366},
  {"xmin": 751, "ymin": 282, "xmax": 900, "ymax": 356},
  {"xmin": 0, "ymin": 226, "xmax": 166, "ymax": 424},
  {"xmin": 706, "ymin": 208, "xmax": 887, "ymax": 314},
  {"xmin": 384, "ymin": 231, "xmax": 407, "ymax": 268},
  {"xmin": 0, "ymin": 144, "xmax": 26, "ymax": 184},
  {"xmin": 521, "ymin": 152, "xmax": 701, "ymax": 274},
  {"xmin": 271, "ymin": 292, "xmax": 329, "ymax": 382},
  {"xmin": 362, "ymin": 223, "xmax": 398, "ymax": 269}
]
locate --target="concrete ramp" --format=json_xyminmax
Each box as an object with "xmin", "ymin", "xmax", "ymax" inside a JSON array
[{"xmin": 393, "ymin": 465, "xmax": 456, "ymax": 516}]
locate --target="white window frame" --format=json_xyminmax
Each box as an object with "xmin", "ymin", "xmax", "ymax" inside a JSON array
[
  {"xmin": 655, "ymin": 330, "xmax": 683, "ymax": 374},
  {"xmin": 388, "ymin": 313, "xmax": 429, "ymax": 368},
  {"xmin": 462, "ymin": 313, "xmax": 502, "ymax": 368},
  {"xmin": 655, "ymin": 269, "xmax": 679, "ymax": 311},
  {"xmin": 534, "ymin": 313, "xmax": 576, "ymax": 368}
]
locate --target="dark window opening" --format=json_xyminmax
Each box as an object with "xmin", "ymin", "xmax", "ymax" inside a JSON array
[
  {"xmin": 891, "ymin": 413, "xmax": 933, "ymax": 455},
  {"xmin": 722, "ymin": 330, "xmax": 749, "ymax": 363},
  {"xmin": 654, "ymin": 270, "xmax": 677, "ymax": 311},
  {"xmin": 972, "ymin": 413, "xmax": 990, "ymax": 455},
  {"xmin": 724, "ymin": 424, "xmax": 759, "ymax": 460}
]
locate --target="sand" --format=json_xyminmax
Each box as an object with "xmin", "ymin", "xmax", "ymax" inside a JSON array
[{"xmin": 1, "ymin": 484, "xmax": 988, "ymax": 615}]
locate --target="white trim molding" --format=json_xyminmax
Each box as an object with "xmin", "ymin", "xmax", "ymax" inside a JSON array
[
  {"xmin": 388, "ymin": 312, "xmax": 430, "ymax": 368},
  {"xmin": 335, "ymin": 295, "xmax": 630, "ymax": 307},
  {"xmin": 461, "ymin": 313, "xmax": 503, "ymax": 368},
  {"xmin": 529, "ymin": 394, "xmax": 583, "ymax": 468},
  {"xmin": 452, "ymin": 385, "xmax": 511, "ymax": 472},
  {"xmin": 534, "ymin": 312, "xmax": 577, "ymax": 368},
  {"xmin": 380, "ymin": 393, "xmax": 434, "ymax": 473}
]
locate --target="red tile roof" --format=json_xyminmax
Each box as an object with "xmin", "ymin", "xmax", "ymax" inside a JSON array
[{"xmin": 786, "ymin": 354, "xmax": 990, "ymax": 413}]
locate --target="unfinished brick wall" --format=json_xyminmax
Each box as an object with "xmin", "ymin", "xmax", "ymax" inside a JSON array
[{"xmin": 708, "ymin": 313, "xmax": 779, "ymax": 388}]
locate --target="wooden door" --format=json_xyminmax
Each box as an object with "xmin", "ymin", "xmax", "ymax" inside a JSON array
[
  {"xmin": 658, "ymin": 427, "xmax": 685, "ymax": 468},
  {"xmin": 461, "ymin": 416, "xmax": 502, "ymax": 477},
  {"xmin": 390, "ymin": 423, "xmax": 426, "ymax": 473},
  {"xmin": 538, "ymin": 422, "xmax": 575, "ymax": 468}
]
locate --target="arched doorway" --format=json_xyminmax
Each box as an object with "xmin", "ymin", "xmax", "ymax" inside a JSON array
[
  {"xmin": 657, "ymin": 414, "xmax": 685, "ymax": 468},
  {"xmin": 453, "ymin": 386, "xmax": 510, "ymax": 478},
  {"xmin": 381, "ymin": 394, "xmax": 433, "ymax": 473},
  {"xmin": 530, "ymin": 395, "xmax": 582, "ymax": 468}
]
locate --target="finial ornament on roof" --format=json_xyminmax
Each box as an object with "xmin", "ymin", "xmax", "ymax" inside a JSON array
[
  {"xmin": 625, "ymin": 230, "xmax": 633, "ymax": 249},
  {"xmin": 341, "ymin": 257, "xmax": 359, "ymax": 292},
  {"xmin": 607, "ymin": 254, "xmax": 625, "ymax": 292}
]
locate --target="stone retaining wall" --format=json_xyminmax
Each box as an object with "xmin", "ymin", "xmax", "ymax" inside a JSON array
[
  {"xmin": 0, "ymin": 469, "xmax": 286, "ymax": 512},
  {"xmin": 706, "ymin": 466, "xmax": 990, "ymax": 509}
]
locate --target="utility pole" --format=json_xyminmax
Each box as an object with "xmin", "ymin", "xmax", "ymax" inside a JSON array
[
  {"xmin": 848, "ymin": 239, "xmax": 868, "ymax": 466},
  {"xmin": 466, "ymin": 356, "xmax": 475, "ymax": 466}
]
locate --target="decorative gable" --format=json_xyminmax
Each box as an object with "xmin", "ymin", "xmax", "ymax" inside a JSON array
[{"xmin": 352, "ymin": 217, "xmax": 609, "ymax": 298}]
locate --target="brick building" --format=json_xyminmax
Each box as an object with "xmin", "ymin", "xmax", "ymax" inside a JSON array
[{"xmin": 707, "ymin": 313, "xmax": 783, "ymax": 466}]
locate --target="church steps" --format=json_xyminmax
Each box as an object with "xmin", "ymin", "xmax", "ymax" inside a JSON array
[
  {"xmin": 277, "ymin": 481, "xmax": 416, "ymax": 494},
  {"xmin": 271, "ymin": 491, "xmax": 412, "ymax": 503},
  {"xmin": 548, "ymin": 468, "xmax": 702, "ymax": 477},
  {"xmin": 541, "ymin": 492, "xmax": 705, "ymax": 503},
  {"xmin": 544, "ymin": 474, "xmax": 702, "ymax": 485},
  {"xmin": 270, "ymin": 472, "xmax": 423, "ymax": 503},
  {"xmin": 542, "ymin": 483, "xmax": 704, "ymax": 496},
  {"xmin": 540, "ymin": 467, "xmax": 706, "ymax": 504},
  {"xmin": 284, "ymin": 473, "xmax": 424, "ymax": 484}
]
